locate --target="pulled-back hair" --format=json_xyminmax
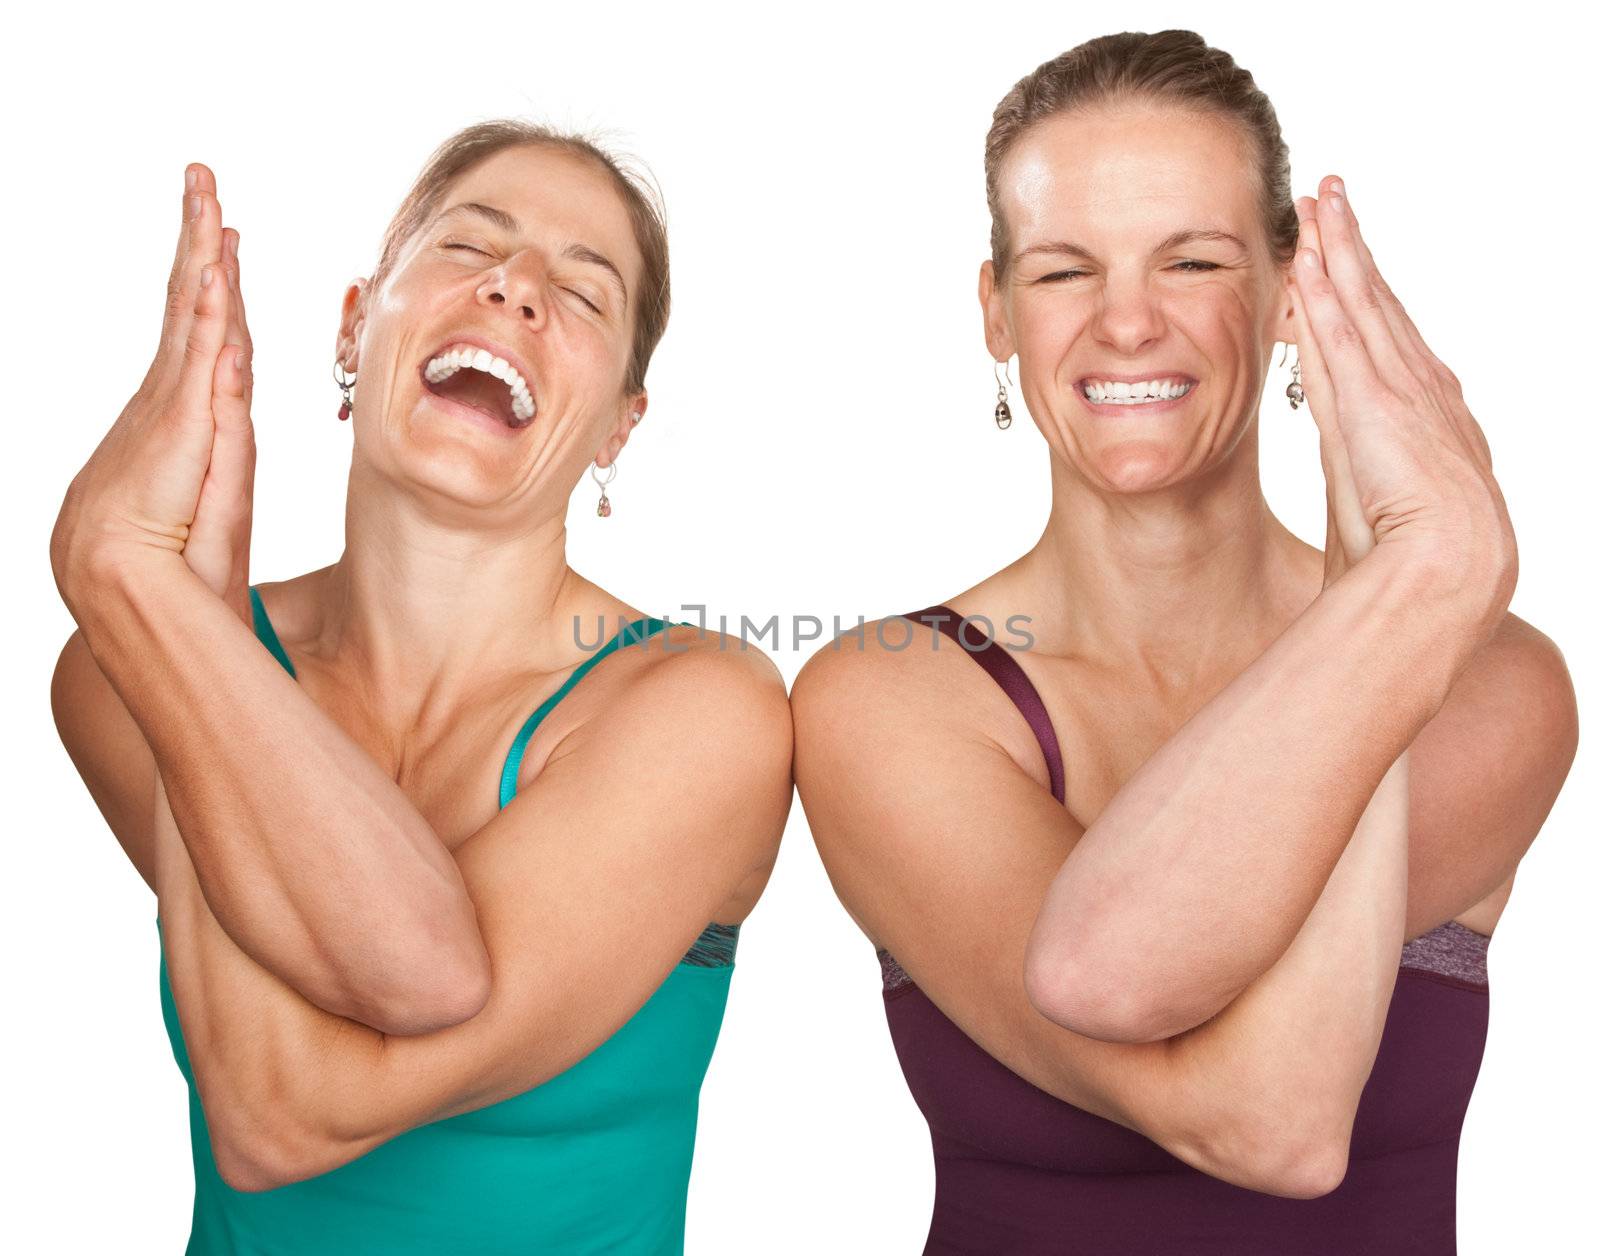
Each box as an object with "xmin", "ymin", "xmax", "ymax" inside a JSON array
[
  {"xmin": 370, "ymin": 119, "xmax": 670, "ymax": 395},
  {"xmin": 985, "ymin": 31, "xmax": 1296, "ymax": 279}
]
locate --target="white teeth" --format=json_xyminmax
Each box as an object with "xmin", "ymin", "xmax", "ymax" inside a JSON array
[
  {"xmin": 423, "ymin": 344, "xmax": 537, "ymax": 423},
  {"xmin": 1083, "ymin": 378, "xmax": 1193, "ymax": 405}
]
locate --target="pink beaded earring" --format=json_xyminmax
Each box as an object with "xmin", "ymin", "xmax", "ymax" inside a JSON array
[{"xmin": 334, "ymin": 360, "xmax": 356, "ymax": 421}]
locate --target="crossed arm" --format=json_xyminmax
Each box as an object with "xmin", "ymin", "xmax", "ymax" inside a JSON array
[
  {"xmin": 793, "ymin": 547, "xmax": 1576, "ymax": 1198},
  {"xmin": 59, "ymin": 555, "xmax": 793, "ymax": 1191},
  {"xmin": 54, "ymin": 555, "xmax": 493, "ymax": 1035}
]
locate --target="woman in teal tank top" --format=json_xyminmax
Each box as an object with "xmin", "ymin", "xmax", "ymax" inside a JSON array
[
  {"xmin": 49, "ymin": 122, "xmax": 792, "ymax": 1255},
  {"xmin": 158, "ymin": 595, "xmax": 745, "ymax": 1253}
]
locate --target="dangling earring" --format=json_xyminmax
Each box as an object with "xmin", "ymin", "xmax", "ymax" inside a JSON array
[
  {"xmin": 1279, "ymin": 343, "xmax": 1304, "ymax": 410},
  {"xmin": 592, "ymin": 461, "xmax": 617, "ymax": 517},
  {"xmin": 334, "ymin": 360, "xmax": 357, "ymax": 421},
  {"xmin": 993, "ymin": 358, "xmax": 1014, "ymax": 430}
]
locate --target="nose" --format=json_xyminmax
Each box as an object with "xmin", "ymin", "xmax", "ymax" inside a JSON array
[
  {"xmin": 476, "ymin": 252, "xmax": 547, "ymax": 326},
  {"xmin": 1091, "ymin": 273, "xmax": 1166, "ymax": 358}
]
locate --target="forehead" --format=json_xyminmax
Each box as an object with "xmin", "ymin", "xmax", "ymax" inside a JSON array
[
  {"xmin": 998, "ymin": 104, "xmax": 1259, "ymax": 250},
  {"xmin": 440, "ymin": 145, "xmax": 643, "ymax": 289}
]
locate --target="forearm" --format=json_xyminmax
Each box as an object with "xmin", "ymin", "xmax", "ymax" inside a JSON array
[
  {"xmin": 70, "ymin": 550, "xmax": 488, "ymax": 1032},
  {"xmin": 1029, "ymin": 546, "xmax": 1484, "ymax": 1037},
  {"xmin": 1153, "ymin": 751, "xmax": 1410, "ymax": 1196},
  {"xmin": 153, "ymin": 772, "xmax": 388, "ymax": 1191}
]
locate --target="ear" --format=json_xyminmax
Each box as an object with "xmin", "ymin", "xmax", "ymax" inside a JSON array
[
  {"xmin": 1268, "ymin": 262, "xmax": 1296, "ymax": 350},
  {"xmin": 334, "ymin": 278, "xmax": 370, "ymax": 371},
  {"xmin": 979, "ymin": 259, "xmax": 1016, "ymax": 362},
  {"xmin": 596, "ymin": 390, "xmax": 648, "ymax": 468}
]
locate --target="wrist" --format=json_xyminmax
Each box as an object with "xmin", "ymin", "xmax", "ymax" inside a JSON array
[{"xmin": 67, "ymin": 545, "xmax": 193, "ymax": 662}]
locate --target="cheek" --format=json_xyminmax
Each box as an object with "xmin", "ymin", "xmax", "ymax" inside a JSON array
[
  {"xmin": 1171, "ymin": 284, "xmax": 1259, "ymax": 358},
  {"xmin": 1012, "ymin": 295, "xmax": 1090, "ymax": 362}
]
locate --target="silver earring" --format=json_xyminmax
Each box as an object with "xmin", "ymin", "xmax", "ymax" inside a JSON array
[
  {"xmin": 993, "ymin": 359, "xmax": 1013, "ymax": 429},
  {"xmin": 592, "ymin": 461, "xmax": 618, "ymax": 517},
  {"xmin": 1279, "ymin": 343, "xmax": 1305, "ymax": 410},
  {"xmin": 334, "ymin": 360, "xmax": 357, "ymax": 421}
]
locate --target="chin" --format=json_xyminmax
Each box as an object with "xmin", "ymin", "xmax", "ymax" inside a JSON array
[{"xmin": 1083, "ymin": 443, "xmax": 1195, "ymax": 495}]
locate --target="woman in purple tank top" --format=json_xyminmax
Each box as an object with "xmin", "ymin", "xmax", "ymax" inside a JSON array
[{"xmin": 792, "ymin": 30, "xmax": 1577, "ymax": 1255}]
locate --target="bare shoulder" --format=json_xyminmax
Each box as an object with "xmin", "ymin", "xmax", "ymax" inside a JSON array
[
  {"xmin": 1409, "ymin": 609, "xmax": 1580, "ymax": 934},
  {"xmin": 792, "ymin": 610, "xmax": 1046, "ymax": 782},
  {"xmin": 585, "ymin": 622, "xmax": 794, "ymax": 849},
  {"xmin": 791, "ymin": 613, "xmax": 955, "ymax": 725},
  {"xmin": 1458, "ymin": 610, "xmax": 1579, "ymax": 770},
  {"xmin": 621, "ymin": 621, "xmax": 791, "ymax": 739}
]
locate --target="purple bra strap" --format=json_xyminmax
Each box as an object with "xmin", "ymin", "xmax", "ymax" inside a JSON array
[{"xmin": 904, "ymin": 605, "xmax": 1066, "ymax": 805}]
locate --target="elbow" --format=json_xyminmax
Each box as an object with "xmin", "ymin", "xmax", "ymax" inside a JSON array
[
  {"xmin": 1250, "ymin": 1135, "xmax": 1351, "ymax": 1200},
  {"xmin": 208, "ymin": 1106, "xmax": 337, "ymax": 1194},
  {"xmin": 1023, "ymin": 935, "xmax": 1180, "ymax": 1045},
  {"xmin": 1184, "ymin": 1108, "xmax": 1353, "ymax": 1201},
  {"xmin": 358, "ymin": 949, "xmax": 492, "ymax": 1037}
]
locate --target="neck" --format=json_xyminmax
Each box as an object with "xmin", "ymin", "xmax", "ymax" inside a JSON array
[
  {"xmin": 1016, "ymin": 426, "xmax": 1316, "ymax": 691},
  {"xmin": 301, "ymin": 459, "xmax": 622, "ymax": 731}
]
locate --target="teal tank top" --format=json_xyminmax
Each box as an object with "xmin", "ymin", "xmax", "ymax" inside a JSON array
[{"xmin": 156, "ymin": 587, "xmax": 739, "ymax": 1254}]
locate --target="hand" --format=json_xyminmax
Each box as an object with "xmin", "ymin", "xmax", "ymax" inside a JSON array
[
  {"xmin": 50, "ymin": 163, "xmax": 254, "ymax": 624},
  {"xmin": 1287, "ymin": 176, "xmax": 1515, "ymax": 617}
]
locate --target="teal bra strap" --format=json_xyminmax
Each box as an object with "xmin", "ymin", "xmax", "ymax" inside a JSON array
[
  {"xmin": 498, "ymin": 617, "xmax": 677, "ymax": 810},
  {"xmin": 250, "ymin": 586, "xmax": 297, "ymax": 679}
]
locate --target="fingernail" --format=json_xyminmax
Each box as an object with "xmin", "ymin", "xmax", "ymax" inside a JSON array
[
  {"xmin": 234, "ymin": 350, "xmax": 247, "ymax": 371},
  {"xmin": 185, "ymin": 167, "xmax": 197, "ymax": 190},
  {"xmin": 1328, "ymin": 193, "xmax": 1345, "ymax": 214},
  {"xmin": 1329, "ymin": 178, "xmax": 1345, "ymax": 196},
  {"xmin": 201, "ymin": 265, "xmax": 215, "ymax": 288},
  {"xmin": 1298, "ymin": 247, "xmax": 1318, "ymax": 267},
  {"xmin": 188, "ymin": 195, "xmax": 201, "ymax": 220}
]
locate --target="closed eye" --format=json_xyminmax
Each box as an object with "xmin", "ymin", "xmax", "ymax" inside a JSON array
[
  {"xmin": 565, "ymin": 289, "xmax": 601, "ymax": 314},
  {"xmin": 442, "ymin": 241, "xmax": 489, "ymax": 256}
]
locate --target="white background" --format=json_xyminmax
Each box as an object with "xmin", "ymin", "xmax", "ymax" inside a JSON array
[{"xmin": 7, "ymin": 1, "xmax": 1594, "ymax": 1252}]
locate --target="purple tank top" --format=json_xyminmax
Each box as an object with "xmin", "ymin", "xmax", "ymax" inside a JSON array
[{"xmin": 879, "ymin": 605, "xmax": 1491, "ymax": 1254}]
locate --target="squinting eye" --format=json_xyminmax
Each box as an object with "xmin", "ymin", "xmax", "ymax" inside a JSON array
[
  {"xmin": 1038, "ymin": 270, "xmax": 1086, "ymax": 283},
  {"xmin": 442, "ymin": 242, "xmax": 488, "ymax": 256},
  {"xmin": 565, "ymin": 289, "xmax": 601, "ymax": 314},
  {"xmin": 1173, "ymin": 260, "xmax": 1220, "ymax": 272}
]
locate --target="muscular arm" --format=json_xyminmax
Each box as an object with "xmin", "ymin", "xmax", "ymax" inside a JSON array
[
  {"xmin": 151, "ymin": 623, "xmax": 792, "ymax": 1193},
  {"xmin": 1025, "ymin": 546, "xmax": 1572, "ymax": 1042},
  {"xmin": 793, "ymin": 634, "xmax": 1410, "ymax": 1198},
  {"xmin": 55, "ymin": 552, "xmax": 491, "ymax": 1035}
]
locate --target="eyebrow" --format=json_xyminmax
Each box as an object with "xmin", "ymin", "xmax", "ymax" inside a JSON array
[
  {"xmin": 1013, "ymin": 228, "xmax": 1250, "ymax": 265},
  {"xmin": 436, "ymin": 202, "xmax": 630, "ymax": 310}
]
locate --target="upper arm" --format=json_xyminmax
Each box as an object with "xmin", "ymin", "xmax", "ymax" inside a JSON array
[
  {"xmin": 273, "ymin": 633, "xmax": 793, "ymax": 1173},
  {"xmin": 51, "ymin": 629, "xmax": 158, "ymax": 890},
  {"xmin": 1405, "ymin": 612, "xmax": 1579, "ymax": 935},
  {"xmin": 789, "ymin": 629, "xmax": 1197, "ymax": 1148}
]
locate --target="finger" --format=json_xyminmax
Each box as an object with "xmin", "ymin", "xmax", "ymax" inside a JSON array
[
  {"xmin": 1315, "ymin": 177, "xmax": 1413, "ymax": 382},
  {"xmin": 220, "ymin": 229, "xmax": 254, "ymax": 410},
  {"xmin": 160, "ymin": 168, "xmax": 205, "ymax": 372},
  {"xmin": 161, "ymin": 176, "xmax": 226, "ymax": 387},
  {"xmin": 177, "ymin": 240, "xmax": 232, "ymax": 419},
  {"xmin": 1290, "ymin": 273, "xmax": 1367, "ymax": 553},
  {"xmin": 1291, "ymin": 241, "xmax": 1390, "ymax": 418},
  {"xmin": 1290, "ymin": 203, "xmax": 1342, "ymax": 433},
  {"xmin": 165, "ymin": 164, "xmax": 205, "ymax": 292},
  {"xmin": 209, "ymin": 339, "xmax": 257, "ymax": 522}
]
